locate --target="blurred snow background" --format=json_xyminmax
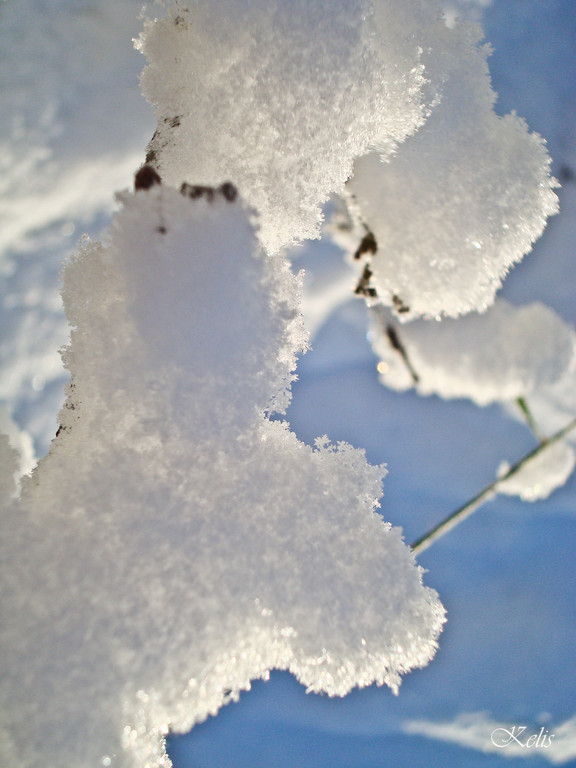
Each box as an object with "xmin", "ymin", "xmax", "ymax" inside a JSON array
[{"xmin": 0, "ymin": 0, "xmax": 575, "ymax": 766}]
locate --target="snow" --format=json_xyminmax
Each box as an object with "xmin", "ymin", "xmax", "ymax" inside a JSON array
[
  {"xmin": 0, "ymin": 433, "xmax": 19, "ymax": 503},
  {"xmin": 0, "ymin": 185, "xmax": 444, "ymax": 768},
  {"xmin": 346, "ymin": 19, "xmax": 558, "ymax": 319},
  {"xmin": 0, "ymin": 0, "xmax": 153, "ymax": 267},
  {"xmin": 0, "ymin": 0, "xmax": 575, "ymax": 766},
  {"xmin": 0, "ymin": 406, "xmax": 35, "ymax": 480},
  {"xmin": 526, "ymin": 360, "xmax": 576, "ymax": 443},
  {"xmin": 404, "ymin": 712, "xmax": 576, "ymax": 764},
  {"xmin": 497, "ymin": 439, "xmax": 576, "ymax": 502},
  {"xmin": 369, "ymin": 299, "xmax": 576, "ymax": 406},
  {"xmin": 138, "ymin": 0, "xmax": 439, "ymax": 253},
  {"xmin": 0, "ymin": 0, "xmax": 155, "ymax": 458}
]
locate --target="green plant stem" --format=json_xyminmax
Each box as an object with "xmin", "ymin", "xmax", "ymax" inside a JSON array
[
  {"xmin": 516, "ymin": 396, "xmax": 544, "ymax": 441},
  {"xmin": 411, "ymin": 414, "xmax": 576, "ymax": 555}
]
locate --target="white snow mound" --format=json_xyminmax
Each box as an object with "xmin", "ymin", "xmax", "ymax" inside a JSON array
[{"xmin": 0, "ymin": 182, "xmax": 445, "ymax": 768}]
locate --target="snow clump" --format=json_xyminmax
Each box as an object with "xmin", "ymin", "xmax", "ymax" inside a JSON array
[
  {"xmin": 498, "ymin": 440, "xmax": 576, "ymax": 502},
  {"xmin": 346, "ymin": 20, "xmax": 558, "ymax": 318},
  {"xmin": 370, "ymin": 299, "xmax": 576, "ymax": 406},
  {"xmin": 137, "ymin": 0, "xmax": 445, "ymax": 253},
  {"xmin": 0, "ymin": 182, "xmax": 445, "ymax": 768}
]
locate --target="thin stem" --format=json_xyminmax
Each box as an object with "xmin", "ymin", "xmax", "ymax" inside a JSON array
[
  {"xmin": 516, "ymin": 396, "xmax": 545, "ymax": 442},
  {"xmin": 386, "ymin": 324, "xmax": 420, "ymax": 384},
  {"xmin": 411, "ymin": 414, "xmax": 576, "ymax": 555}
]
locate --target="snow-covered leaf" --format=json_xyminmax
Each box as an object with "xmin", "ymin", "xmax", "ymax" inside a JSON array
[
  {"xmin": 498, "ymin": 439, "xmax": 576, "ymax": 502},
  {"xmin": 370, "ymin": 299, "xmax": 576, "ymax": 406},
  {"xmin": 347, "ymin": 21, "xmax": 558, "ymax": 318}
]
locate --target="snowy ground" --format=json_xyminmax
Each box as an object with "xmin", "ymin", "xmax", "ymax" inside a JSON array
[{"xmin": 1, "ymin": 0, "xmax": 575, "ymax": 766}]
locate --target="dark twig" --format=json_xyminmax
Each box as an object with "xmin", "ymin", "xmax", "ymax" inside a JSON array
[
  {"xmin": 386, "ymin": 324, "xmax": 420, "ymax": 384},
  {"xmin": 134, "ymin": 165, "xmax": 162, "ymax": 191},
  {"xmin": 353, "ymin": 229, "xmax": 378, "ymax": 260},
  {"xmin": 354, "ymin": 264, "xmax": 378, "ymax": 299}
]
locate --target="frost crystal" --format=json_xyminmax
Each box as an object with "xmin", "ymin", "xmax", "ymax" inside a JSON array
[
  {"xmin": 137, "ymin": 0, "xmax": 444, "ymax": 253},
  {"xmin": 0, "ymin": 184, "xmax": 445, "ymax": 768},
  {"xmin": 370, "ymin": 300, "xmax": 576, "ymax": 406},
  {"xmin": 347, "ymin": 21, "xmax": 558, "ymax": 318}
]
